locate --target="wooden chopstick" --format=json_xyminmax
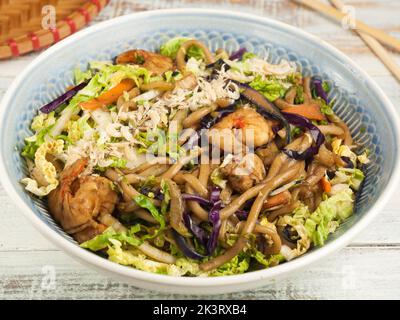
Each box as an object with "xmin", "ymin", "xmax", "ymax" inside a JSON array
[
  {"xmin": 328, "ymin": 0, "xmax": 400, "ymax": 83},
  {"xmin": 293, "ymin": 0, "xmax": 400, "ymax": 53}
]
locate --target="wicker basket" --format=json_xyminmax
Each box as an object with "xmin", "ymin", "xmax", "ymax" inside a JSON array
[{"xmin": 0, "ymin": 0, "xmax": 109, "ymax": 60}]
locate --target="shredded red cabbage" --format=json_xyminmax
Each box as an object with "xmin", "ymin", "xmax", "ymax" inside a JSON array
[
  {"xmin": 341, "ymin": 156, "xmax": 355, "ymax": 169},
  {"xmin": 179, "ymin": 188, "xmax": 222, "ymax": 257},
  {"xmin": 209, "ymin": 187, "xmax": 221, "ymax": 203},
  {"xmin": 172, "ymin": 230, "xmax": 205, "ymax": 260},
  {"xmin": 181, "ymin": 194, "xmax": 212, "ymax": 207},
  {"xmin": 282, "ymin": 111, "xmax": 325, "ymax": 160},
  {"xmin": 39, "ymin": 80, "xmax": 89, "ymax": 114},
  {"xmin": 312, "ymin": 77, "xmax": 330, "ymax": 104},
  {"xmin": 229, "ymin": 47, "xmax": 247, "ymax": 60},
  {"xmin": 183, "ymin": 213, "xmax": 209, "ymax": 247},
  {"xmin": 207, "ymin": 199, "xmax": 222, "ymax": 255}
]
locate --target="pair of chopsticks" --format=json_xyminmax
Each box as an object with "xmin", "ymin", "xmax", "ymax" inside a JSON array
[{"xmin": 293, "ymin": 0, "xmax": 400, "ymax": 82}]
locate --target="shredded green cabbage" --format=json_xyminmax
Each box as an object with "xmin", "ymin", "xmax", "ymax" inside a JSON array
[
  {"xmin": 80, "ymin": 225, "xmax": 142, "ymax": 251},
  {"xmin": 304, "ymin": 188, "xmax": 354, "ymax": 246},
  {"xmin": 160, "ymin": 37, "xmax": 204, "ymax": 60},
  {"xmin": 250, "ymin": 251, "xmax": 285, "ymax": 267},
  {"xmin": 331, "ymin": 168, "xmax": 365, "ymax": 191},
  {"xmin": 210, "ymin": 252, "xmax": 250, "ymax": 276},
  {"xmin": 241, "ymin": 52, "xmax": 257, "ymax": 61},
  {"xmin": 67, "ymin": 114, "xmax": 91, "ymax": 144},
  {"xmin": 21, "ymin": 140, "xmax": 64, "ymax": 196},
  {"xmin": 249, "ymin": 75, "xmax": 287, "ymax": 101},
  {"xmin": 134, "ymin": 194, "xmax": 166, "ymax": 238},
  {"xmin": 210, "ymin": 168, "xmax": 228, "ymax": 189},
  {"xmin": 74, "ymin": 67, "xmax": 92, "ymax": 84},
  {"xmin": 89, "ymin": 61, "xmax": 151, "ymax": 88},
  {"xmin": 107, "ymin": 240, "xmax": 204, "ymax": 276},
  {"xmin": 160, "ymin": 179, "xmax": 171, "ymax": 216}
]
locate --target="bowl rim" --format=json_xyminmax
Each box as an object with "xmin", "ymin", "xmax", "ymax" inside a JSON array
[{"xmin": 1, "ymin": 8, "xmax": 400, "ymax": 290}]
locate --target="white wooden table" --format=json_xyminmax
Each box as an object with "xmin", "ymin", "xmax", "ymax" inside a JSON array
[{"xmin": 1, "ymin": 0, "xmax": 400, "ymax": 300}]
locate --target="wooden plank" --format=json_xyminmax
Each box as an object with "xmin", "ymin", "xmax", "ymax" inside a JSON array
[{"xmin": 0, "ymin": 246, "xmax": 399, "ymax": 299}]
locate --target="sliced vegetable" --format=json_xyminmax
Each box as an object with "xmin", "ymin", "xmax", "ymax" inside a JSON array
[
  {"xmin": 67, "ymin": 113, "xmax": 91, "ymax": 144},
  {"xmin": 304, "ymin": 187, "xmax": 354, "ymax": 246},
  {"xmin": 311, "ymin": 77, "xmax": 330, "ymax": 104},
  {"xmin": 160, "ymin": 180, "xmax": 170, "ymax": 213},
  {"xmin": 107, "ymin": 239, "xmax": 201, "ymax": 276},
  {"xmin": 331, "ymin": 168, "xmax": 364, "ymax": 191},
  {"xmin": 80, "ymin": 225, "xmax": 142, "ymax": 251},
  {"xmin": 207, "ymin": 201, "xmax": 222, "ymax": 254},
  {"xmin": 210, "ymin": 187, "xmax": 221, "ymax": 203},
  {"xmin": 207, "ymin": 188, "xmax": 222, "ymax": 255},
  {"xmin": 341, "ymin": 156, "xmax": 355, "ymax": 169},
  {"xmin": 320, "ymin": 100, "xmax": 334, "ymax": 116},
  {"xmin": 74, "ymin": 68, "xmax": 92, "ymax": 84},
  {"xmin": 320, "ymin": 176, "xmax": 331, "ymax": 193},
  {"xmin": 282, "ymin": 112, "xmax": 325, "ymax": 160},
  {"xmin": 229, "ymin": 47, "xmax": 247, "ymax": 60},
  {"xmin": 39, "ymin": 80, "xmax": 89, "ymax": 114},
  {"xmin": 282, "ymin": 103, "xmax": 326, "ymax": 121},
  {"xmin": 182, "ymin": 194, "xmax": 212, "ymax": 207},
  {"xmin": 89, "ymin": 61, "xmax": 151, "ymax": 88},
  {"xmin": 160, "ymin": 37, "xmax": 205, "ymax": 60},
  {"xmin": 176, "ymin": 40, "xmax": 215, "ymax": 73},
  {"xmin": 22, "ymin": 123, "xmax": 54, "ymax": 160},
  {"xmin": 249, "ymin": 75, "xmax": 287, "ymax": 102},
  {"xmin": 173, "ymin": 230, "xmax": 205, "ymax": 260},
  {"xmin": 263, "ymin": 191, "xmax": 291, "ymax": 210},
  {"xmin": 209, "ymin": 168, "xmax": 228, "ymax": 189},
  {"xmin": 134, "ymin": 194, "xmax": 165, "ymax": 236},
  {"xmin": 95, "ymin": 156, "xmax": 127, "ymax": 171},
  {"xmin": 178, "ymin": 188, "xmax": 222, "ymax": 257},
  {"xmin": 183, "ymin": 213, "xmax": 209, "ymax": 247},
  {"xmin": 209, "ymin": 252, "xmax": 250, "ymax": 276},
  {"xmin": 242, "ymin": 52, "xmax": 256, "ymax": 61},
  {"xmin": 80, "ymin": 78, "xmax": 135, "ymax": 110},
  {"xmin": 250, "ymin": 251, "xmax": 285, "ymax": 268},
  {"xmin": 21, "ymin": 140, "xmax": 64, "ymax": 196}
]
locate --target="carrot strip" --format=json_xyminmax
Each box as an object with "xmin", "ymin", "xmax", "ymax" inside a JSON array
[
  {"xmin": 80, "ymin": 78, "xmax": 135, "ymax": 110},
  {"xmin": 79, "ymin": 100, "xmax": 103, "ymax": 110},
  {"xmin": 320, "ymin": 176, "xmax": 331, "ymax": 193},
  {"xmin": 283, "ymin": 103, "xmax": 326, "ymax": 121},
  {"xmin": 263, "ymin": 191, "xmax": 291, "ymax": 209}
]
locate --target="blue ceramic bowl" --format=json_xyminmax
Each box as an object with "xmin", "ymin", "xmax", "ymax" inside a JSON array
[{"xmin": 1, "ymin": 9, "xmax": 399, "ymax": 294}]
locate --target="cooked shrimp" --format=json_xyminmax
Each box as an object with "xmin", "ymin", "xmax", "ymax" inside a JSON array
[
  {"xmin": 48, "ymin": 158, "xmax": 118, "ymax": 243},
  {"xmin": 220, "ymin": 153, "xmax": 266, "ymax": 193},
  {"xmin": 115, "ymin": 49, "xmax": 173, "ymax": 75},
  {"xmin": 209, "ymin": 107, "xmax": 274, "ymax": 152}
]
